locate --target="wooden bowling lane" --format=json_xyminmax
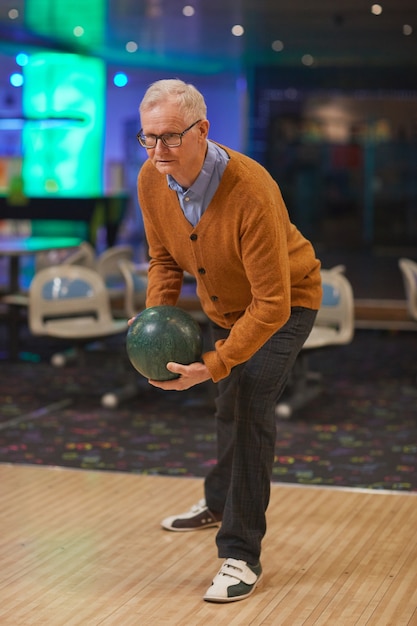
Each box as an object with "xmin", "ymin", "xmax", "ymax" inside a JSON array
[{"xmin": 0, "ymin": 464, "xmax": 416, "ymax": 625}]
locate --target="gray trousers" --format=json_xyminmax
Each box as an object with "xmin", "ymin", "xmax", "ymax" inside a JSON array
[{"xmin": 205, "ymin": 306, "xmax": 317, "ymax": 565}]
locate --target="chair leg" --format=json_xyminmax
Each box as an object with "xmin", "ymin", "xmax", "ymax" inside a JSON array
[
  {"xmin": 43, "ymin": 338, "xmax": 143, "ymax": 407},
  {"xmin": 276, "ymin": 352, "xmax": 323, "ymax": 418},
  {"xmin": 51, "ymin": 348, "xmax": 78, "ymax": 367},
  {"xmin": 101, "ymin": 382, "xmax": 141, "ymax": 408}
]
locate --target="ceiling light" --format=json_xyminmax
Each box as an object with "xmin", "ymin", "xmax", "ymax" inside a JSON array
[
  {"xmin": 182, "ymin": 5, "xmax": 195, "ymax": 17},
  {"xmin": 301, "ymin": 54, "xmax": 314, "ymax": 66},
  {"xmin": 73, "ymin": 26, "xmax": 84, "ymax": 37},
  {"xmin": 403, "ymin": 24, "xmax": 413, "ymax": 36},
  {"xmin": 16, "ymin": 53, "xmax": 29, "ymax": 66},
  {"xmin": 371, "ymin": 4, "xmax": 383, "ymax": 16},
  {"xmin": 272, "ymin": 40, "xmax": 284, "ymax": 52},
  {"xmin": 126, "ymin": 41, "xmax": 138, "ymax": 53},
  {"xmin": 114, "ymin": 72, "xmax": 128, "ymax": 87},
  {"xmin": 10, "ymin": 73, "xmax": 24, "ymax": 87},
  {"xmin": 231, "ymin": 25, "xmax": 244, "ymax": 37}
]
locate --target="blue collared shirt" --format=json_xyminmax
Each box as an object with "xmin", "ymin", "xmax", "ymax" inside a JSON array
[{"xmin": 167, "ymin": 140, "xmax": 229, "ymax": 227}]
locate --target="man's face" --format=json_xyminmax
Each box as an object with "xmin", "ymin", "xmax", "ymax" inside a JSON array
[{"xmin": 140, "ymin": 99, "xmax": 209, "ymax": 188}]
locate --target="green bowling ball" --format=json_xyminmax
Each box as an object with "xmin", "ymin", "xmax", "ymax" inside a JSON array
[{"xmin": 126, "ymin": 305, "xmax": 203, "ymax": 381}]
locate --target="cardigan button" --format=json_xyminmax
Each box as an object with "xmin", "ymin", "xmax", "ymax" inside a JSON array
[
  {"xmin": 211, "ymin": 295, "xmax": 218, "ymax": 301},
  {"xmin": 198, "ymin": 267, "xmax": 206, "ymax": 274},
  {"xmin": 190, "ymin": 234, "xmax": 197, "ymax": 241}
]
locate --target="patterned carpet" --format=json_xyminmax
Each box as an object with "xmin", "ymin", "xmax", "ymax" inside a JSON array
[{"xmin": 1, "ymin": 329, "xmax": 416, "ymax": 491}]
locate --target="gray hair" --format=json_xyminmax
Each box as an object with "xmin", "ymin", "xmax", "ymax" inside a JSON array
[{"xmin": 139, "ymin": 79, "xmax": 207, "ymax": 122}]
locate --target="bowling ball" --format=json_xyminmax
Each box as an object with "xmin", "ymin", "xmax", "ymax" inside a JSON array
[{"xmin": 126, "ymin": 305, "xmax": 203, "ymax": 381}]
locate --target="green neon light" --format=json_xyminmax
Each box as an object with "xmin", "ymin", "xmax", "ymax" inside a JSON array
[
  {"xmin": 25, "ymin": 0, "xmax": 105, "ymax": 47},
  {"xmin": 22, "ymin": 53, "xmax": 105, "ymax": 197}
]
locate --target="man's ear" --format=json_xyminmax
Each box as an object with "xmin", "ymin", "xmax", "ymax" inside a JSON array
[{"xmin": 199, "ymin": 119, "xmax": 210, "ymax": 139}]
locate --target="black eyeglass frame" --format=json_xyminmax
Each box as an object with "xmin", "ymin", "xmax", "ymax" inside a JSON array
[{"xmin": 136, "ymin": 119, "xmax": 202, "ymax": 149}]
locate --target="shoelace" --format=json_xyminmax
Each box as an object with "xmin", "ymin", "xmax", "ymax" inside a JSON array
[{"xmin": 190, "ymin": 499, "xmax": 207, "ymax": 513}]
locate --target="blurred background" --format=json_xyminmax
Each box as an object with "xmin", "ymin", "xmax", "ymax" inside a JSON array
[
  {"xmin": 0, "ymin": 0, "xmax": 416, "ymax": 292},
  {"xmin": 0, "ymin": 0, "xmax": 416, "ymax": 491}
]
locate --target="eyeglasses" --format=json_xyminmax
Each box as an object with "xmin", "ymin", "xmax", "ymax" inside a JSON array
[{"xmin": 136, "ymin": 119, "xmax": 202, "ymax": 149}]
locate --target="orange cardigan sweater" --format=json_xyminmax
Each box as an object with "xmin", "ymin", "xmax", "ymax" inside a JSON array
[{"xmin": 137, "ymin": 142, "xmax": 322, "ymax": 382}]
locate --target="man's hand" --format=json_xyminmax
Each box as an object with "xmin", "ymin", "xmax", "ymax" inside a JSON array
[{"xmin": 148, "ymin": 361, "xmax": 211, "ymax": 391}]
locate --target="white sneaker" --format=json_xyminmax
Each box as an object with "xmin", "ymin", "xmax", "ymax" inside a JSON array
[{"xmin": 204, "ymin": 558, "xmax": 263, "ymax": 603}]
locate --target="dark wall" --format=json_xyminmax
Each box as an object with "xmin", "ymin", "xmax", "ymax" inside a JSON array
[{"xmin": 250, "ymin": 66, "xmax": 417, "ymax": 248}]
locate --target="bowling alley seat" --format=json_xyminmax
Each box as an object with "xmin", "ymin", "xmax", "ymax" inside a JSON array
[
  {"xmin": 35, "ymin": 241, "xmax": 97, "ymax": 273},
  {"xmin": 1, "ymin": 241, "xmax": 97, "ymax": 308},
  {"xmin": 118, "ymin": 260, "xmax": 208, "ymax": 325},
  {"xmin": 118, "ymin": 260, "xmax": 148, "ymax": 318},
  {"xmin": 28, "ymin": 264, "xmax": 135, "ymax": 407},
  {"xmin": 276, "ymin": 266, "xmax": 355, "ymax": 418},
  {"xmin": 37, "ymin": 242, "xmax": 134, "ymax": 314},
  {"xmin": 95, "ymin": 244, "xmax": 134, "ymax": 313},
  {"xmin": 398, "ymin": 258, "xmax": 417, "ymax": 324},
  {"xmin": 1, "ymin": 242, "xmax": 99, "ymax": 361}
]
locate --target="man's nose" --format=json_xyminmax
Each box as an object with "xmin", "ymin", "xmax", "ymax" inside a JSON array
[{"xmin": 154, "ymin": 137, "xmax": 169, "ymax": 151}]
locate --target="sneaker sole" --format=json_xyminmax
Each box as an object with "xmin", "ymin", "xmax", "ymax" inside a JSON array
[
  {"xmin": 203, "ymin": 572, "xmax": 263, "ymax": 603},
  {"xmin": 161, "ymin": 520, "xmax": 220, "ymax": 532}
]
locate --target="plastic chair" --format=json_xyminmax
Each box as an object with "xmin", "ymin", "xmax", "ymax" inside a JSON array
[
  {"xmin": 398, "ymin": 258, "xmax": 417, "ymax": 322},
  {"xmin": 276, "ymin": 266, "xmax": 355, "ymax": 418},
  {"xmin": 35, "ymin": 241, "xmax": 96, "ymax": 272},
  {"xmin": 118, "ymin": 260, "xmax": 148, "ymax": 318},
  {"xmin": 3, "ymin": 242, "xmax": 97, "ymax": 304},
  {"xmin": 95, "ymin": 244, "xmax": 134, "ymax": 303},
  {"xmin": 1, "ymin": 242, "xmax": 98, "ymax": 360},
  {"xmin": 28, "ymin": 265, "xmax": 131, "ymax": 406},
  {"xmin": 118, "ymin": 260, "xmax": 209, "ymax": 326}
]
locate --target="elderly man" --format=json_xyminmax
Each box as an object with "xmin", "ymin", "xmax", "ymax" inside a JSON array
[{"xmin": 135, "ymin": 79, "xmax": 322, "ymax": 603}]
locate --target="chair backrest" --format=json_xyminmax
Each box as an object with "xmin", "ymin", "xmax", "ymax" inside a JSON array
[
  {"xmin": 64, "ymin": 241, "xmax": 97, "ymax": 269},
  {"xmin": 35, "ymin": 241, "xmax": 96, "ymax": 272},
  {"xmin": 313, "ymin": 267, "xmax": 355, "ymax": 345},
  {"xmin": 95, "ymin": 245, "xmax": 134, "ymax": 291},
  {"xmin": 398, "ymin": 258, "xmax": 417, "ymax": 321},
  {"xmin": 29, "ymin": 265, "xmax": 115, "ymax": 336},
  {"xmin": 118, "ymin": 260, "xmax": 148, "ymax": 318}
]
